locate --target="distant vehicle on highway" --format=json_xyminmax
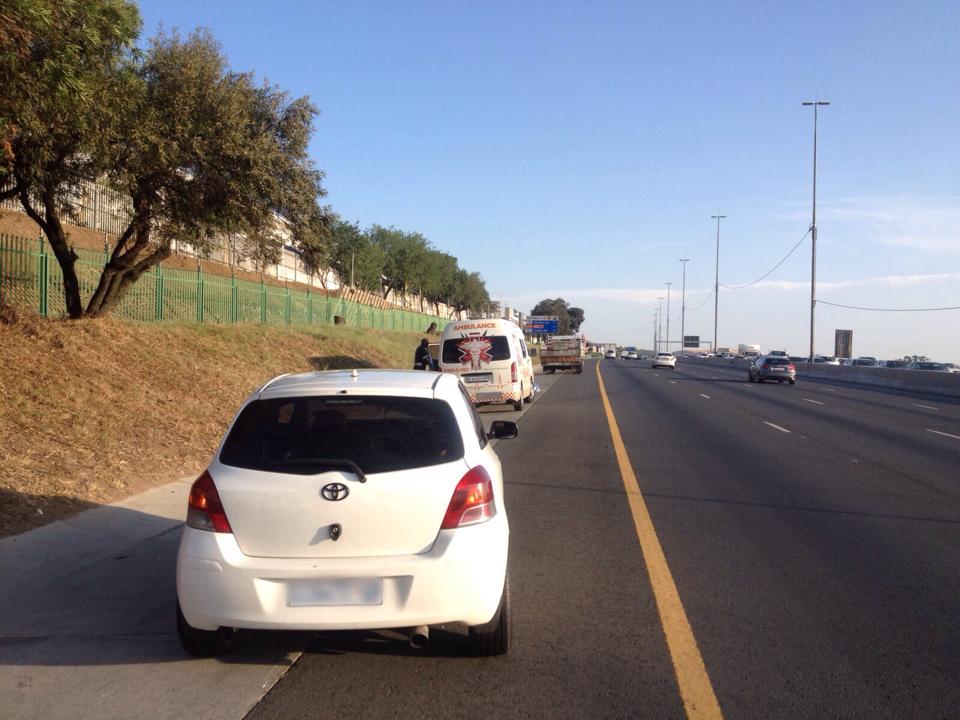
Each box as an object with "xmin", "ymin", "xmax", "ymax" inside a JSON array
[
  {"xmin": 652, "ymin": 352, "xmax": 677, "ymax": 369},
  {"xmin": 541, "ymin": 334, "xmax": 584, "ymax": 374},
  {"xmin": 814, "ymin": 355, "xmax": 841, "ymax": 365},
  {"xmin": 605, "ymin": 349, "xmax": 617, "ymax": 359},
  {"xmin": 851, "ymin": 356, "xmax": 878, "ymax": 367},
  {"xmin": 767, "ymin": 349, "xmax": 788, "ymax": 357},
  {"xmin": 908, "ymin": 361, "xmax": 950, "ymax": 371},
  {"xmin": 620, "ymin": 348, "xmax": 631, "ymax": 359},
  {"xmin": 748, "ymin": 356, "xmax": 797, "ymax": 384},
  {"xmin": 944, "ymin": 363, "xmax": 960, "ymax": 373},
  {"xmin": 176, "ymin": 370, "xmax": 516, "ymax": 658},
  {"xmin": 627, "ymin": 351, "xmax": 638, "ymax": 360},
  {"xmin": 880, "ymin": 359, "xmax": 909, "ymax": 369}
]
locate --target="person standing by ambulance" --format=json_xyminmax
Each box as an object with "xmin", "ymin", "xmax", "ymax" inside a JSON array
[{"xmin": 413, "ymin": 338, "xmax": 433, "ymax": 370}]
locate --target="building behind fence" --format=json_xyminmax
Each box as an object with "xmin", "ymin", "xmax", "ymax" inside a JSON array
[{"xmin": 0, "ymin": 234, "xmax": 448, "ymax": 333}]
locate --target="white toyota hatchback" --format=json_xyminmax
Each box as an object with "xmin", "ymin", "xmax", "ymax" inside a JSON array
[{"xmin": 176, "ymin": 369, "xmax": 516, "ymax": 657}]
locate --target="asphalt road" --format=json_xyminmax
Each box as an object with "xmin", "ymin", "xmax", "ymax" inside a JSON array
[
  {"xmin": 239, "ymin": 357, "xmax": 960, "ymax": 718},
  {"xmin": 6, "ymin": 359, "xmax": 948, "ymax": 720}
]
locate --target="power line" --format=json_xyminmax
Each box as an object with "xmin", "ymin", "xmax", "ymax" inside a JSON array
[
  {"xmin": 817, "ymin": 300, "xmax": 960, "ymax": 312},
  {"xmin": 686, "ymin": 288, "xmax": 714, "ymax": 312},
  {"xmin": 720, "ymin": 229, "xmax": 811, "ymax": 290}
]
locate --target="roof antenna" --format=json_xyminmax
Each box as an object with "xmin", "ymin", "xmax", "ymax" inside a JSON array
[{"xmin": 350, "ymin": 369, "xmax": 359, "ymax": 380}]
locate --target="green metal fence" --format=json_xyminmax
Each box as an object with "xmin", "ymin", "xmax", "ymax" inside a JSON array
[{"xmin": 0, "ymin": 234, "xmax": 448, "ymax": 332}]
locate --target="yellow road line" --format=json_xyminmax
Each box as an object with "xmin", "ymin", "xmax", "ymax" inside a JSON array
[{"xmin": 595, "ymin": 362, "xmax": 723, "ymax": 720}]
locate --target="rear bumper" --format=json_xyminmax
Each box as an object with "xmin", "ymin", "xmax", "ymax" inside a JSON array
[{"xmin": 176, "ymin": 513, "xmax": 509, "ymax": 631}]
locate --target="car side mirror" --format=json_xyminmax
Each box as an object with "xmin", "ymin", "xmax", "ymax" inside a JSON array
[{"xmin": 488, "ymin": 420, "xmax": 519, "ymax": 440}]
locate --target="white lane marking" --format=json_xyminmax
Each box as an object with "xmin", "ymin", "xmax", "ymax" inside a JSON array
[
  {"xmin": 926, "ymin": 428, "xmax": 960, "ymax": 440},
  {"xmin": 803, "ymin": 398, "xmax": 824, "ymax": 405},
  {"xmin": 711, "ymin": 376, "xmax": 718, "ymax": 379},
  {"xmin": 670, "ymin": 380, "xmax": 677, "ymax": 384},
  {"xmin": 821, "ymin": 388, "xmax": 836, "ymax": 392},
  {"xmin": 699, "ymin": 393, "xmax": 711, "ymax": 399},
  {"xmin": 913, "ymin": 403, "xmax": 939, "ymax": 411},
  {"xmin": 764, "ymin": 421, "xmax": 792, "ymax": 434}
]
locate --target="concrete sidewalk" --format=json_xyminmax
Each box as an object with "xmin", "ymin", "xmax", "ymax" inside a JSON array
[{"xmin": 0, "ymin": 477, "xmax": 306, "ymax": 720}]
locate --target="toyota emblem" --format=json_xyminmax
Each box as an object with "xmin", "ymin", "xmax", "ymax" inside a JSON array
[{"xmin": 320, "ymin": 482, "xmax": 350, "ymax": 501}]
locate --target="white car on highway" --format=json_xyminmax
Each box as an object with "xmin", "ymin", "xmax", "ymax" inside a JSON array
[
  {"xmin": 652, "ymin": 352, "xmax": 677, "ymax": 369},
  {"xmin": 176, "ymin": 369, "xmax": 515, "ymax": 657}
]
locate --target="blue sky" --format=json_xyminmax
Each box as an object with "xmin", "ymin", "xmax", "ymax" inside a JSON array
[{"xmin": 137, "ymin": 0, "xmax": 960, "ymax": 359}]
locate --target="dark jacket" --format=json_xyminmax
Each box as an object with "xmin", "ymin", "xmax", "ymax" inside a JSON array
[{"xmin": 414, "ymin": 344, "xmax": 433, "ymax": 370}]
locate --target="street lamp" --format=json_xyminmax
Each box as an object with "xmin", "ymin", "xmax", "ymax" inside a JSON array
[
  {"xmin": 652, "ymin": 311, "xmax": 658, "ymax": 354},
  {"xmin": 665, "ymin": 282, "xmax": 673, "ymax": 352},
  {"xmin": 710, "ymin": 215, "xmax": 726, "ymax": 355},
  {"xmin": 802, "ymin": 100, "xmax": 829, "ymax": 362},
  {"xmin": 657, "ymin": 297, "xmax": 664, "ymax": 351},
  {"xmin": 679, "ymin": 259, "xmax": 690, "ymax": 353}
]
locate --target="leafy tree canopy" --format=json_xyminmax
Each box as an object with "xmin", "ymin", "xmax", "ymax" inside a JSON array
[{"xmin": 530, "ymin": 298, "xmax": 586, "ymax": 335}]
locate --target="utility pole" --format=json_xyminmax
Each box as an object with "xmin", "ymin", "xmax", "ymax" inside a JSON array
[
  {"xmin": 657, "ymin": 297, "xmax": 664, "ymax": 352},
  {"xmin": 679, "ymin": 259, "xmax": 690, "ymax": 354},
  {"xmin": 652, "ymin": 311, "xmax": 658, "ymax": 354},
  {"xmin": 665, "ymin": 282, "xmax": 673, "ymax": 352},
  {"xmin": 803, "ymin": 100, "xmax": 829, "ymax": 362},
  {"xmin": 710, "ymin": 215, "xmax": 726, "ymax": 355}
]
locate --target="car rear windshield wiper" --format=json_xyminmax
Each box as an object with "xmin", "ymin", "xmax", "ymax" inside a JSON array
[{"xmin": 272, "ymin": 458, "xmax": 367, "ymax": 482}]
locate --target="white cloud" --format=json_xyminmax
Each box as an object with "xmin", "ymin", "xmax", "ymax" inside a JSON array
[{"xmin": 822, "ymin": 196, "xmax": 960, "ymax": 253}]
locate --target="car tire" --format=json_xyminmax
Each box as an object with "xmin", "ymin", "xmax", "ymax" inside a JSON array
[
  {"xmin": 468, "ymin": 574, "xmax": 510, "ymax": 657},
  {"xmin": 177, "ymin": 600, "xmax": 236, "ymax": 657},
  {"xmin": 789, "ymin": 379, "xmax": 797, "ymax": 385},
  {"xmin": 513, "ymin": 397, "xmax": 523, "ymax": 411}
]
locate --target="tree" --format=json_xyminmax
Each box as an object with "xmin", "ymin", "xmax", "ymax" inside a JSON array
[
  {"xmin": 3, "ymin": 0, "xmax": 141, "ymax": 317},
  {"xmin": 449, "ymin": 270, "xmax": 489, "ymax": 317},
  {"xmin": 5, "ymin": 10, "xmax": 330, "ymax": 317},
  {"xmin": 325, "ymin": 219, "xmax": 384, "ymax": 293},
  {"xmin": 372, "ymin": 226, "xmax": 430, "ymax": 301},
  {"xmin": 530, "ymin": 298, "xmax": 585, "ymax": 335},
  {"xmin": 86, "ymin": 29, "xmax": 329, "ymax": 316}
]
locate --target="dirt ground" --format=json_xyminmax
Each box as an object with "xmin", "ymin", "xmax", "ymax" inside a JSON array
[{"xmin": 0, "ymin": 307, "xmax": 434, "ymax": 537}]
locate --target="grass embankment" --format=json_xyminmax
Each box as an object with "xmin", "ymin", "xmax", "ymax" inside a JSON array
[{"xmin": 0, "ymin": 312, "xmax": 432, "ymax": 537}]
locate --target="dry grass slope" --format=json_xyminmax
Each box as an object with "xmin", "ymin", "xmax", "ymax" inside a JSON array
[{"xmin": 0, "ymin": 311, "xmax": 433, "ymax": 537}]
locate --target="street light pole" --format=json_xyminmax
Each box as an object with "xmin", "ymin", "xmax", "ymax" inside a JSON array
[
  {"xmin": 665, "ymin": 282, "xmax": 673, "ymax": 352},
  {"xmin": 710, "ymin": 215, "xmax": 726, "ymax": 355},
  {"xmin": 679, "ymin": 259, "xmax": 690, "ymax": 353},
  {"xmin": 803, "ymin": 100, "xmax": 829, "ymax": 362},
  {"xmin": 652, "ymin": 311, "xmax": 658, "ymax": 354},
  {"xmin": 657, "ymin": 297, "xmax": 664, "ymax": 352}
]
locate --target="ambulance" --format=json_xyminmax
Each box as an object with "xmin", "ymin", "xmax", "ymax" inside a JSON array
[{"xmin": 439, "ymin": 318, "xmax": 535, "ymax": 411}]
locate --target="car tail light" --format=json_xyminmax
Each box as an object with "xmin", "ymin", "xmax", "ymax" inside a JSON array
[
  {"xmin": 441, "ymin": 466, "xmax": 496, "ymax": 529},
  {"xmin": 186, "ymin": 470, "xmax": 233, "ymax": 533},
  {"xmin": 511, "ymin": 361, "xmax": 517, "ymax": 382}
]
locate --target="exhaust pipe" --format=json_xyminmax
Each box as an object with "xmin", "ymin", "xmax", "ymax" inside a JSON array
[{"xmin": 409, "ymin": 625, "xmax": 430, "ymax": 649}]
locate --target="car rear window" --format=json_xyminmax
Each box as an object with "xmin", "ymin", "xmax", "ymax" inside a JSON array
[
  {"xmin": 220, "ymin": 396, "xmax": 464, "ymax": 475},
  {"xmin": 442, "ymin": 335, "xmax": 512, "ymax": 364},
  {"xmin": 765, "ymin": 358, "xmax": 790, "ymax": 365}
]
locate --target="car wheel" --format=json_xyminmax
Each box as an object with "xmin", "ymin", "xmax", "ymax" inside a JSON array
[
  {"xmin": 177, "ymin": 600, "xmax": 236, "ymax": 657},
  {"xmin": 513, "ymin": 397, "xmax": 523, "ymax": 411},
  {"xmin": 789, "ymin": 379, "xmax": 797, "ymax": 385},
  {"xmin": 468, "ymin": 574, "xmax": 510, "ymax": 657}
]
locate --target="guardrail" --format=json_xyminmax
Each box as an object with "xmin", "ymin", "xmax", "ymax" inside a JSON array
[{"xmin": 695, "ymin": 356, "xmax": 960, "ymax": 399}]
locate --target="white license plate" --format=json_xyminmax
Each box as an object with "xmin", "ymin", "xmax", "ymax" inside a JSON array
[
  {"xmin": 463, "ymin": 373, "xmax": 492, "ymax": 383},
  {"xmin": 287, "ymin": 578, "xmax": 383, "ymax": 607}
]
